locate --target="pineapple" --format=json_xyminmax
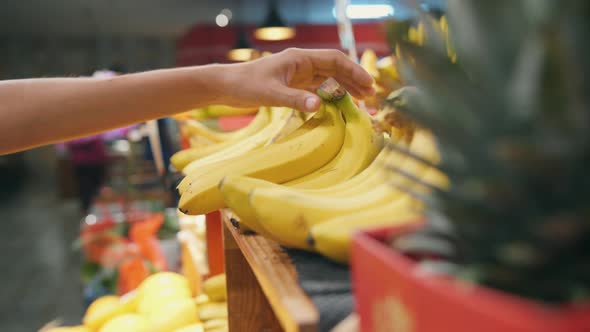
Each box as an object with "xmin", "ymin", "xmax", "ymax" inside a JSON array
[{"xmin": 386, "ymin": 0, "xmax": 590, "ymax": 303}]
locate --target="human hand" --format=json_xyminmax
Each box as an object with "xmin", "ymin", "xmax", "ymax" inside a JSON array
[{"xmin": 223, "ymin": 48, "xmax": 375, "ymax": 112}]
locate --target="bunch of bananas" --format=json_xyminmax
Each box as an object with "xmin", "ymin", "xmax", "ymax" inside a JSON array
[
  {"xmin": 359, "ymin": 49, "xmax": 404, "ymax": 109},
  {"xmin": 171, "ymin": 106, "xmax": 305, "ymax": 171},
  {"xmin": 360, "ymin": 15, "xmax": 454, "ymax": 110},
  {"xmin": 173, "ymin": 78, "xmax": 447, "ymax": 263}
]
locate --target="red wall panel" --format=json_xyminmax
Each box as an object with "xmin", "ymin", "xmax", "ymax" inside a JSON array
[{"xmin": 176, "ymin": 23, "xmax": 390, "ymax": 66}]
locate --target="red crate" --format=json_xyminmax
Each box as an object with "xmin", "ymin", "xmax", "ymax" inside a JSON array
[{"xmin": 351, "ymin": 224, "xmax": 590, "ymax": 332}]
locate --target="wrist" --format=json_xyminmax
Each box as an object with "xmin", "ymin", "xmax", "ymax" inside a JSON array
[{"xmin": 196, "ymin": 63, "xmax": 246, "ymax": 106}]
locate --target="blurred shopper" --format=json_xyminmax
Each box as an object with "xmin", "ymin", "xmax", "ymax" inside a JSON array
[
  {"xmin": 0, "ymin": 48, "xmax": 374, "ymax": 155},
  {"xmin": 64, "ymin": 133, "xmax": 108, "ymax": 213}
]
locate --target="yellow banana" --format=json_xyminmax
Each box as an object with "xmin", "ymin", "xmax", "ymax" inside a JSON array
[
  {"xmin": 177, "ymin": 108, "xmax": 312, "ymax": 194},
  {"xmin": 183, "ymin": 108, "xmax": 270, "ymax": 143},
  {"xmin": 248, "ymin": 131, "xmax": 440, "ymax": 249},
  {"xmin": 284, "ymin": 93, "xmax": 384, "ymax": 188},
  {"xmin": 171, "ymin": 141, "xmax": 236, "ymax": 171},
  {"xmin": 191, "ymin": 105, "xmax": 258, "ymax": 120},
  {"xmin": 203, "ymin": 274, "xmax": 226, "ymax": 302},
  {"xmin": 198, "ymin": 302, "xmax": 228, "ymax": 321},
  {"xmin": 360, "ymin": 49, "xmax": 379, "ymax": 79},
  {"xmin": 178, "ymin": 103, "xmax": 346, "ymax": 215},
  {"xmin": 220, "ymin": 136, "xmax": 402, "ymax": 235},
  {"xmin": 220, "ymin": 93, "xmax": 386, "ymax": 234},
  {"xmin": 172, "ymin": 110, "xmax": 272, "ymax": 171},
  {"xmin": 203, "ymin": 319, "xmax": 228, "ymax": 331},
  {"xmin": 182, "ymin": 108, "xmax": 297, "ymax": 175},
  {"xmin": 310, "ymin": 196, "xmax": 419, "ymax": 263},
  {"xmin": 309, "ymin": 167, "xmax": 449, "ymax": 263},
  {"xmin": 377, "ymin": 56, "xmax": 401, "ymax": 83}
]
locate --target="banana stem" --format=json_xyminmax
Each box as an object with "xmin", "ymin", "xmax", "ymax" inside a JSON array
[{"xmin": 317, "ymin": 77, "xmax": 347, "ymax": 102}]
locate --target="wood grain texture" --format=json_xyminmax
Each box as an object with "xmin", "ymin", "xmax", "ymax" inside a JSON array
[
  {"xmin": 222, "ymin": 210, "xmax": 319, "ymax": 332},
  {"xmin": 224, "ymin": 222, "xmax": 283, "ymax": 332}
]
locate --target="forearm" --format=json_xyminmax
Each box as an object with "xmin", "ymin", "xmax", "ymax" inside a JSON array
[{"xmin": 0, "ymin": 65, "xmax": 227, "ymax": 154}]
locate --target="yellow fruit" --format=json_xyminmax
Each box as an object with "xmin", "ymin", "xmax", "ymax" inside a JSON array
[
  {"xmin": 220, "ymin": 139, "xmax": 396, "ymax": 237},
  {"xmin": 119, "ymin": 290, "xmax": 140, "ymax": 312},
  {"xmin": 83, "ymin": 293, "xmax": 137, "ymax": 331},
  {"xmin": 149, "ymin": 298, "xmax": 199, "ymax": 332},
  {"xmin": 99, "ymin": 314, "xmax": 149, "ymax": 332},
  {"xmin": 360, "ymin": 49, "xmax": 379, "ymax": 79},
  {"xmin": 183, "ymin": 108, "xmax": 270, "ymax": 143},
  {"xmin": 248, "ymin": 131, "xmax": 439, "ymax": 249},
  {"xmin": 203, "ymin": 274, "xmax": 226, "ymax": 302},
  {"xmin": 175, "ymin": 323, "xmax": 205, "ymax": 332},
  {"xmin": 137, "ymin": 283, "xmax": 192, "ymax": 316},
  {"xmin": 284, "ymin": 93, "xmax": 384, "ymax": 188},
  {"xmin": 207, "ymin": 328, "xmax": 229, "ymax": 332},
  {"xmin": 309, "ymin": 196, "xmax": 420, "ymax": 263},
  {"xmin": 178, "ymin": 103, "xmax": 346, "ymax": 215},
  {"xmin": 198, "ymin": 302, "xmax": 228, "ymax": 321},
  {"xmin": 191, "ymin": 105, "xmax": 258, "ymax": 119},
  {"xmin": 137, "ymin": 272, "xmax": 192, "ymax": 316},
  {"xmin": 138, "ymin": 272, "xmax": 191, "ymax": 298},
  {"xmin": 203, "ymin": 319, "xmax": 228, "ymax": 331},
  {"xmin": 310, "ymin": 165, "xmax": 448, "ymax": 263},
  {"xmin": 171, "ymin": 141, "xmax": 237, "ymax": 171},
  {"xmin": 182, "ymin": 108, "xmax": 297, "ymax": 175},
  {"xmin": 83, "ymin": 295, "xmax": 119, "ymax": 324},
  {"xmin": 194, "ymin": 294, "xmax": 210, "ymax": 306}
]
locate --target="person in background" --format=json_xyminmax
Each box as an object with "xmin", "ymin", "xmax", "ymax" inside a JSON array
[
  {"xmin": 0, "ymin": 49, "xmax": 375, "ymax": 157},
  {"xmin": 65, "ymin": 132, "xmax": 108, "ymax": 213}
]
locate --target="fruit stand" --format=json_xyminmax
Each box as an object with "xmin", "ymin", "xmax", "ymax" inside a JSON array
[
  {"xmin": 222, "ymin": 211, "xmax": 319, "ymax": 332},
  {"xmin": 41, "ymin": 1, "xmax": 590, "ymax": 331}
]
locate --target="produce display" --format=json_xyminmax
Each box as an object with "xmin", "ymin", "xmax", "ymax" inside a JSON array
[
  {"xmin": 45, "ymin": 272, "xmax": 228, "ymax": 332},
  {"xmin": 172, "ymin": 75, "xmax": 448, "ymax": 263}
]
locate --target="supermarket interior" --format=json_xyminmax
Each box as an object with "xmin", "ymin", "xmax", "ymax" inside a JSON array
[{"xmin": 1, "ymin": 0, "xmax": 589, "ymax": 332}]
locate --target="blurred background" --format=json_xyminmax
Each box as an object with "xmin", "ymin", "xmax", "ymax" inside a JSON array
[{"xmin": 0, "ymin": 0, "xmax": 444, "ymax": 330}]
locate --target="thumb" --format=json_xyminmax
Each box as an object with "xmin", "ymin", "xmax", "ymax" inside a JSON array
[{"xmin": 273, "ymin": 86, "xmax": 321, "ymax": 112}]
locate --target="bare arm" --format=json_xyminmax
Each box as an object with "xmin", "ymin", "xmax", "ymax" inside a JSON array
[{"xmin": 0, "ymin": 48, "xmax": 374, "ymax": 155}]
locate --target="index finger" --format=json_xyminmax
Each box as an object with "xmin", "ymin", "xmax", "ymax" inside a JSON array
[{"xmin": 307, "ymin": 49, "xmax": 375, "ymax": 89}]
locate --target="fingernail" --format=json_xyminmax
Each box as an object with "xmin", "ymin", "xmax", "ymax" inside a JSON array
[{"xmin": 305, "ymin": 96, "xmax": 318, "ymax": 111}]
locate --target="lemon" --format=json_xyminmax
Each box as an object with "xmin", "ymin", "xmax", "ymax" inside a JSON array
[
  {"xmin": 84, "ymin": 296, "xmax": 119, "ymax": 321},
  {"xmin": 99, "ymin": 314, "xmax": 149, "ymax": 332},
  {"xmin": 137, "ymin": 286, "xmax": 192, "ymax": 317},
  {"xmin": 83, "ymin": 292, "xmax": 138, "ymax": 330},
  {"xmin": 137, "ymin": 272, "xmax": 192, "ymax": 317},
  {"xmin": 174, "ymin": 323, "xmax": 205, "ymax": 332},
  {"xmin": 138, "ymin": 272, "xmax": 190, "ymax": 296},
  {"xmin": 149, "ymin": 298, "xmax": 199, "ymax": 332}
]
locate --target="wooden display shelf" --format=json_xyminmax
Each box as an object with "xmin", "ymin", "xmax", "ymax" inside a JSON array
[{"xmin": 222, "ymin": 210, "xmax": 320, "ymax": 332}]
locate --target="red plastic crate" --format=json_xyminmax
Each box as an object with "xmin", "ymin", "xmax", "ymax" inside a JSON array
[{"xmin": 351, "ymin": 224, "xmax": 590, "ymax": 332}]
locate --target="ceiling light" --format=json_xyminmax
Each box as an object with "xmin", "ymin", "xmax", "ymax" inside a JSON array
[
  {"xmin": 254, "ymin": 26, "xmax": 295, "ymax": 41},
  {"xmin": 332, "ymin": 4, "xmax": 395, "ymax": 20},
  {"xmin": 228, "ymin": 28, "xmax": 256, "ymax": 62},
  {"xmin": 227, "ymin": 48, "xmax": 255, "ymax": 62},
  {"xmin": 254, "ymin": 0, "xmax": 295, "ymax": 41},
  {"xmin": 215, "ymin": 13, "xmax": 229, "ymax": 27}
]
